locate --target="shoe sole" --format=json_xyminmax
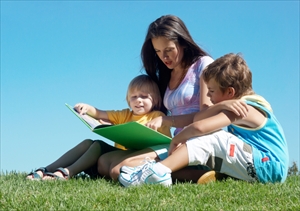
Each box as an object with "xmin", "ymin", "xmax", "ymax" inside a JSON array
[{"xmin": 197, "ymin": 171, "xmax": 227, "ymax": 184}]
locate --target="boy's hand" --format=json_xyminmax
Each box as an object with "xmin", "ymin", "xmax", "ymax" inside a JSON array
[
  {"xmin": 74, "ymin": 103, "xmax": 91, "ymax": 115},
  {"xmin": 221, "ymin": 100, "xmax": 249, "ymax": 118},
  {"xmin": 168, "ymin": 142, "xmax": 181, "ymax": 156},
  {"xmin": 168, "ymin": 136, "xmax": 183, "ymax": 155}
]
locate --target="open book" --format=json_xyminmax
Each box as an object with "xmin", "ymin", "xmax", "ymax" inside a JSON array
[{"xmin": 65, "ymin": 103, "xmax": 171, "ymax": 150}]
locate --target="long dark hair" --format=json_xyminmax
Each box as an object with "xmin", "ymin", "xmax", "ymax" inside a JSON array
[{"xmin": 141, "ymin": 15, "xmax": 209, "ymax": 114}]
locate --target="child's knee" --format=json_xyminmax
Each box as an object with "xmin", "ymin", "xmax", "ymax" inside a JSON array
[
  {"xmin": 81, "ymin": 139, "xmax": 94, "ymax": 147},
  {"xmin": 77, "ymin": 139, "xmax": 94, "ymax": 152}
]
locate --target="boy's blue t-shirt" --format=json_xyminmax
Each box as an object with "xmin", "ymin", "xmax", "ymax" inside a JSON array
[{"xmin": 227, "ymin": 98, "xmax": 289, "ymax": 183}]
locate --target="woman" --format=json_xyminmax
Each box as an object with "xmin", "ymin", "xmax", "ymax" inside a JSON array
[{"xmin": 98, "ymin": 15, "xmax": 215, "ymax": 183}]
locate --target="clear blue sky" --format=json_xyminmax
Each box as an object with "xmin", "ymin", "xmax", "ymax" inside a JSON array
[{"xmin": 1, "ymin": 1, "xmax": 299, "ymax": 173}]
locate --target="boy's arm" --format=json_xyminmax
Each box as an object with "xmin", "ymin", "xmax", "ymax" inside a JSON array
[
  {"xmin": 146, "ymin": 99, "xmax": 247, "ymax": 131},
  {"xmin": 169, "ymin": 110, "xmax": 237, "ymax": 155},
  {"xmin": 193, "ymin": 99, "xmax": 248, "ymax": 122},
  {"xmin": 169, "ymin": 102, "xmax": 261, "ymax": 155}
]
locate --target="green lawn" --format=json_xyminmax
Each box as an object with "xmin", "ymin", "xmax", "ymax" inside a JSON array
[{"xmin": 1, "ymin": 172, "xmax": 299, "ymax": 211}]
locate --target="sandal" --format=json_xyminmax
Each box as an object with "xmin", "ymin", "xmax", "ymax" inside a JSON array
[
  {"xmin": 43, "ymin": 167, "xmax": 70, "ymax": 180},
  {"xmin": 26, "ymin": 167, "xmax": 48, "ymax": 180}
]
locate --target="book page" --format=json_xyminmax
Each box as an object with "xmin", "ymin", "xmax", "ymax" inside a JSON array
[{"xmin": 80, "ymin": 114, "xmax": 102, "ymax": 129}]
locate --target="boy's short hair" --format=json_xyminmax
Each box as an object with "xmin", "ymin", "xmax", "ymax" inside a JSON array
[
  {"xmin": 202, "ymin": 53, "xmax": 255, "ymax": 98},
  {"xmin": 126, "ymin": 75, "xmax": 162, "ymax": 110}
]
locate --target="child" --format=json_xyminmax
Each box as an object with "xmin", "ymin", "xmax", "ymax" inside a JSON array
[
  {"xmin": 26, "ymin": 75, "xmax": 171, "ymax": 180},
  {"xmin": 119, "ymin": 53, "xmax": 289, "ymax": 186}
]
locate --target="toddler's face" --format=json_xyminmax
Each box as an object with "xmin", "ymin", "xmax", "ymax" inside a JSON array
[{"xmin": 129, "ymin": 89, "xmax": 154, "ymax": 115}]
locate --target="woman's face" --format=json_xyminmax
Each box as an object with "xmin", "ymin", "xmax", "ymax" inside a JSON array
[{"xmin": 151, "ymin": 36, "xmax": 184, "ymax": 70}]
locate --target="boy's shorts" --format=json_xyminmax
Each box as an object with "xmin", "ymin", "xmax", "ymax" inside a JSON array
[
  {"xmin": 83, "ymin": 140, "xmax": 120, "ymax": 178},
  {"xmin": 186, "ymin": 130, "xmax": 257, "ymax": 182}
]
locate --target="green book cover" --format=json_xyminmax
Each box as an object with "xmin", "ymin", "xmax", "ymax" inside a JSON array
[{"xmin": 65, "ymin": 103, "xmax": 171, "ymax": 150}]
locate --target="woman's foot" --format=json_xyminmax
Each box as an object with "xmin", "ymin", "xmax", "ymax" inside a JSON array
[{"xmin": 43, "ymin": 168, "xmax": 70, "ymax": 180}]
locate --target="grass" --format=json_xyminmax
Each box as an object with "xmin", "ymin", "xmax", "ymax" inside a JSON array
[{"xmin": 1, "ymin": 172, "xmax": 299, "ymax": 211}]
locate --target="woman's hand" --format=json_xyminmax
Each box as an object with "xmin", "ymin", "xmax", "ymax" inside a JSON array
[
  {"xmin": 220, "ymin": 99, "xmax": 249, "ymax": 118},
  {"xmin": 145, "ymin": 116, "xmax": 164, "ymax": 131},
  {"xmin": 74, "ymin": 103, "xmax": 92, "ymax": 115}
]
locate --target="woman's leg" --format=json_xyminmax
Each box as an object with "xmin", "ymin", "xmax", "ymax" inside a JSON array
[
  {"xmin": 99, "ymin": 148, "xmax": 159, "ymax": 181},
  {"xmin": 27, "ymin": 139, "xmax": 94, "ymax": 179},
  {"xmin": 171, "ymin": 168, "xmax": 209, "ymax": 183},
  {"xmin": 97, "ymin": 150, "xmax": 134, "ymax": 178}
]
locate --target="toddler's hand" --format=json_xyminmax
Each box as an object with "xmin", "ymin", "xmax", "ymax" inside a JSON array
[
  {"xmin": 74, "ymin": 103, "xmax": 91, "ymax": 115},
  {"xmin": 145, "ymin": 116, "xmax": 163, "ymax": 131}
]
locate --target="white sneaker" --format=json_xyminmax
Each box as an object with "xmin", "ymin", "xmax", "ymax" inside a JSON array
[
  {"xmin": 120, "ymin": 166, "xmax": 137, "ymax": 175},
  {"xmin": 120, "ymin": 157, "xmax": 154, "ymax": 175},
  {"xmin": 119, "ymin": 161, "xmax": 172, "ymax": 187}
]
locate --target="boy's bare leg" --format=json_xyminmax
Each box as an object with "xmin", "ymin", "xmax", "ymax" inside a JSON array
[
  {"xmin": 157, "ymin": 144, "xmax": 189, "ymax": 172},
  {"xmin": 158, "ymin": 144, "xmax": 207, "ymax": 182},
  {"xmin": 160, "ymin": 144, "xmax": 220, "ymax": 183},
  {"xmin": 27, "ymin": 139, "xmax": 94, "ymax": 179}
]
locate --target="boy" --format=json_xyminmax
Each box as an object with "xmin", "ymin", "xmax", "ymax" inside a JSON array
[{"xmin": 119, "ymin": 53, "xmax": 289, "ymax": 186}]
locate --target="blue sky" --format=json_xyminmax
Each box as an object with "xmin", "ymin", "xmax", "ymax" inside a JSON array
[{"xmin": 1, "ymin": 1, "xmax": 299, "ymax": 173}]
